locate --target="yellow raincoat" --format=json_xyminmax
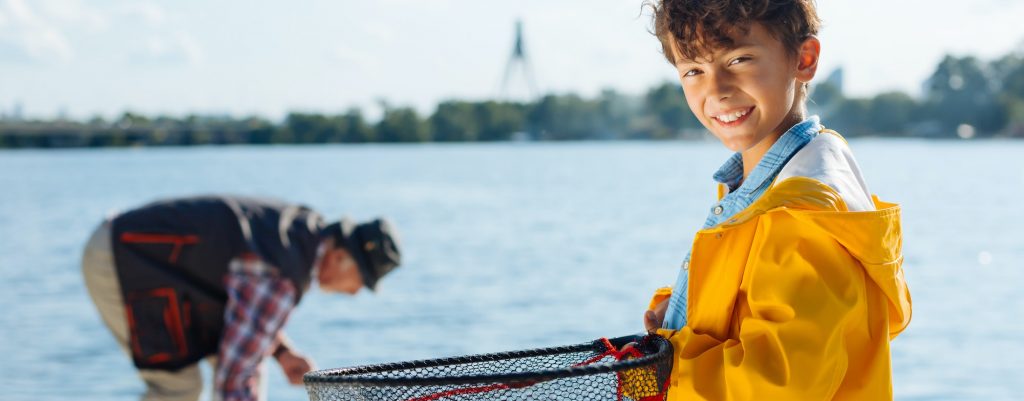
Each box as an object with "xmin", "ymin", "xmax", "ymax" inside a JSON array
[{"xmin": 649, "ymin": 177, "xmax": 911, "ymax": 400}]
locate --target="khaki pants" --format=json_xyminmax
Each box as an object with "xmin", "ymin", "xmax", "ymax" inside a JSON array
[{"xmin": 81, "ymin": 221, "xmax": 267, "ymax": 401}]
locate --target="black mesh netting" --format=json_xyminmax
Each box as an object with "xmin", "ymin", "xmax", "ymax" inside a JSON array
[{"xmin": 303, "ymin": 335, "xmax": 672, "ymax": 401}]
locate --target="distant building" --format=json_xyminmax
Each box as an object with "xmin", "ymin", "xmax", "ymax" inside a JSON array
[
  {"xmin": 807, "ymin": 67, "xmax": 844, "ymax": 120},
  {"xmin": 12, "ymin": 101, "xmax": 24, "ymax": 121},
  {"xmin": 823, "ymin": 67, "xmax": 844, "ymax": 94}
]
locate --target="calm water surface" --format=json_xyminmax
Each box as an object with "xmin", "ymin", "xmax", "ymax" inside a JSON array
[{"xmin": 1, "ymin": 140, "xmax": 1022, "ymax": 400}]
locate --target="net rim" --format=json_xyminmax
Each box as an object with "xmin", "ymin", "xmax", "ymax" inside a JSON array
[{"xmin": 303, "ymin": 334, "xmax": 671, "ymax": 387}]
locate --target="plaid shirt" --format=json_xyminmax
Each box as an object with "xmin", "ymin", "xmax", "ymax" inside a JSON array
[{"xmin": 215, "ymin": 253, "xmax": 299, "ymax": 401}]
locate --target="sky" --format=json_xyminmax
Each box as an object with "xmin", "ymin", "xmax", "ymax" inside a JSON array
[{"xmin": 1, "ymin": 0, "xmax": 1023, "ymax": 121}]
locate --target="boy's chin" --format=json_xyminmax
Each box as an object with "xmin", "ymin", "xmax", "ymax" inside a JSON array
[
  {"xmin": 713, "ymin": 128, "xmax": 781, "ymax": 154},
  {"xmin": 703, "ymin": 123, "xmax": 757, "ymax": 152},
  {"xmin": 713, "ymin": 134, "xmax": 757, "ymax": 153}
]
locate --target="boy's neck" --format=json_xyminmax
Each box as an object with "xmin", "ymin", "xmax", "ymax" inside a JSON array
[
  {"xmin": 739, "ymin": 111, "xmax": 806, "ymax": 180},
  {"xmin": 740, "ymin": 136, "xmax": 780, "ymax": 179}
]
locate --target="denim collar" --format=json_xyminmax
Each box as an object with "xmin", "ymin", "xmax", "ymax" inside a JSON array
[{"xmin": 712, "ymin": 116, "xmax": 821, "ymax": 196}]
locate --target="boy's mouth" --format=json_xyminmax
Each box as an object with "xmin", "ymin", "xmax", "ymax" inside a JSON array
[{"xmin": 711, "ymin": 107, "xmax": 754, "ymax": 126}]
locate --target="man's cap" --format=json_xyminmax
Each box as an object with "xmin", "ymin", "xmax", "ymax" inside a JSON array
[{"xmin": 328, "ymin": 217, "xmax": 402, "ymax": 291}]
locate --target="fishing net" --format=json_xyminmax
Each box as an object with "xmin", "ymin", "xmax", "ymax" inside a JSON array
[{"xmin": 304, "ymin": 334, "xmax": 672, "ymax": 401}]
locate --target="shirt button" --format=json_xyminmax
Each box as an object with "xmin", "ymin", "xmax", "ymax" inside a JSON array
[
  {"xmin": 681, "ymin": 260, "xmax": 689, "ymax": 270},
  {"xmin": 713, "ymin": 205, "xmax": 724, "ymax": 215}
]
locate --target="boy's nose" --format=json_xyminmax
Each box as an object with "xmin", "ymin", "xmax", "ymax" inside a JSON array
[
  {"xmin": 705, "ymin": 70, "xmax": 736, "ymax": 100},
  {"xmin": 709, "ymin": 76, "xmax": 735, "ymax": 101}
]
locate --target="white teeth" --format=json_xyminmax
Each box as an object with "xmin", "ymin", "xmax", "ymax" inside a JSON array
[{"xmin": 715, "ymin": 108, "xmax": 749, "ymax": 123}]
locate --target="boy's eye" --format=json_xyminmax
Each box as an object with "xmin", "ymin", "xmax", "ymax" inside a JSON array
[
  {"xmin": 683, "ymin": 68, "xmax": 703, "ymax": 77},
  {"xmin": 728, "ymin": 56, "xmax": 751, "ymax": 66}
]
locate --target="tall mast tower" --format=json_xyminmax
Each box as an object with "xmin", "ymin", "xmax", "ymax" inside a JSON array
[{"xmin": 499, "ymin": 19, "xmax": 539, "ymax": 100}]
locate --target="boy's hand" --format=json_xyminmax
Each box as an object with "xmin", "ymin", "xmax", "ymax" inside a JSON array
[
  {"xmin": 276, "ymin": 349, "xmax": 316, "ymax": 385},
  {"xmin": 645, "ymin": 298, "xmax": 669, "ymax": 333}
]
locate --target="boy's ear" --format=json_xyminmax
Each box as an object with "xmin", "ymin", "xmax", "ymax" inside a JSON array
[{"xmin": 795, "ymin": 36, "xmax": 821, "ymax": 83}]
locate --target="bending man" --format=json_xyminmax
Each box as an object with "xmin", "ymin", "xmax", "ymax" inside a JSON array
[{"xmin": 82, "ymin": 195, "xmax": 402, "ymax": 401}]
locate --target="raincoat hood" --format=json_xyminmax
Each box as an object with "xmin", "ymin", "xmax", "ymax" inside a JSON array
[
  {"xmin": 720, "ymin": 176, "xmax": 911, "ymax": 337},
  {"xmin": 649, "ymin": 175, "xmax": 911, "ymax": 400}
]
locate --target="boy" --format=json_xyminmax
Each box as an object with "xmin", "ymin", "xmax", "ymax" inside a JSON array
[{"xmin": 641, "ymin": 1, "xmax": 912, "ymax": 399}]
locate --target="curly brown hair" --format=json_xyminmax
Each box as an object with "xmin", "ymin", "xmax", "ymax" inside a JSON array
[{"xmin": 648, "ymin": 0, "xmax": 821, "ymax": 64}]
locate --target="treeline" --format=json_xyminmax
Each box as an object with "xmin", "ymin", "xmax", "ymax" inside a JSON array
[
  {"xmin": 0, "ymin": 89, "xmax": 701, "ymax": 148},
  {"xmin": 815, "ymin": 53, "xmax": 1024, "ymax": 138},
  {"xmin": 3, "ymin": 51, "xmax": 1024, "ymax": 148}
]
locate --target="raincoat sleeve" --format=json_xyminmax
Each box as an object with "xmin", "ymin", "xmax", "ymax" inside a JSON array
[
  {"xmin": 648, "ymin": 286, "xmax": 673, "ymax": 310},
  {"xmin": 654, "ymin": 240, "xmax": 871, "ymax": 400}
]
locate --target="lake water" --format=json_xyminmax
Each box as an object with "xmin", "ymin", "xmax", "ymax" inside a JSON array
[{"xmin": 1, "ymin": 140, "xmax": 1022, "ymax": 401}]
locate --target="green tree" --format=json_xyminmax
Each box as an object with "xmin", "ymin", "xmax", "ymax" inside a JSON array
[
  {"xmin": 595, "ymin": 89, "xmax": 635, "ymax": 139},
  {"xmin": 992, "ymin": 53, "xmax": 1024, "ymax": 135},
  {"xmin": 828, "ymin": 98, "xmax": 872, "ymax": 136},
  {"xmin": 474, "ymin": 101, "xmax": 526, "ymax": 141},
  {"xmin": 922, "ymin": 55, "xmax": 1007, "ymax": 135},
  {"xmin": 243, "ymin": 117, "xmax": 275, "ymax": 144},
  {"xmin": 867, "ymin": 91, "xmax": 917, "ymax": 135},
  {"xmin": 286, "ymin": 112, "xmax": 341, "ymax": 143},
  {"xmin": 339, "ymin": 109, "xmax": 374, "ymax": 143},
  {"xmin": 430, "ymin": 101, "xmax": 479, "ymax": 142},
  {"xmin": 643, "ymin": 82, "xmax": 699, "ymax": 139},
  {"xmin": 117, "ymin": 111, "xmax": 150, "ymax": 129},
  {"xmin": 377, "ymin": 107, "xmax": 429, "ymax": 142},
  {"xmin": 526, "ymin": 94, "xmax": 600, "ymax": 140}
]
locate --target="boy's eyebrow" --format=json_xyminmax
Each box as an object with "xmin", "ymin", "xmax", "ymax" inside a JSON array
[
  {"xmin": 675, "ymin": 45, "xmax": 759, "ymax": 66},
  {"xmin": 723, "ymin": 44, "xmax": 759, "ymax": 54}
]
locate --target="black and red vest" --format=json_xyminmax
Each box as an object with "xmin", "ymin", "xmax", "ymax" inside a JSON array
[{"xmin": 111, "ymin": 195, "xmax": 323, "ymax": 370}]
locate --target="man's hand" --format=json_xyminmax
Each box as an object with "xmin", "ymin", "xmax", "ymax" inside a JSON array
[
  {"xmin": 645, "ymin": 298, "xmax": 669, "ymax": 333},
  {"xmin": 275, "ymin": 349, "xmax": 316, "ymax": 385}
]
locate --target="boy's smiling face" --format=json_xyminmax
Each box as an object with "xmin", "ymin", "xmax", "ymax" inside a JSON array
[{"xmin": 672, "ymin": 23, "xmax": 819, "ymax": 155}]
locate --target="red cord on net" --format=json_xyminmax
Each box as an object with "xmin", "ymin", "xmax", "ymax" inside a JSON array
[{"xmin": 404, "ymin": 337, "xmax": 655, "ymax": 401}]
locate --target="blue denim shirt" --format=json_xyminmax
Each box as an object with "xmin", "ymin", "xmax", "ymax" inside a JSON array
[{"xmin": 662, "ymin": 116, "xmax": 821, "ymax": 330}]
